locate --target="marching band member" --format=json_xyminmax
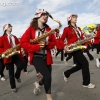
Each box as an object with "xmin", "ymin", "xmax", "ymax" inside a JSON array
[
  {"xmin": 94, "ymin": 26, "xmax": 100, "ymax": 67},
  {"xmin": 91, "ymin": 38, "xmax": 95, "ymax": 51},
  {"xmin": 0, "ymin": 24, "xmax": 24, "ymax": 92},
  {"xmin": 94, "ymin": 26, "xmax": 100, "ymax": 54},
  {"xmin": 20, "ymin": 9, "xmax": 56, "ymax": 100},
  {"xmin": 21, "ymin": 48, "xmax": 29, "ymax": 74},
  {"xmin": 59, "ymin": 14, "xmax": 95, "ymax": 88},
  {"xmin": 0, "ymin": 59, "xmax": 6, "ymax": 81},
  {"xmin": 0, "ymin": 37, "xmax": 6, "ymax": 81},
  {"xmin": 18, "ymin": 37, "xmax": 29, "ymax": 74},
  {"xmin": 55, "ymin": 34, "xmax": 64, "ymax": 61}
]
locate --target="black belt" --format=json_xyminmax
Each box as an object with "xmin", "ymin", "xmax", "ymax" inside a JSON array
[{"xmin": 34, "ymin": 53, "xmax": 47, "ymax": 59}]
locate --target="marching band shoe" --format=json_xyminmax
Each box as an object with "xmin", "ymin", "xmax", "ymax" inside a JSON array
[
  {"xmin": 1, "ymin": 77, "xmax": 6, "ymax": 81},
  {"xmin": 36, "ymin": 73, "xmax": 43, "ymax": 79},
  {"xmin": 64, "ymin": 59, "xmax": 67, "ymax": 64},
  {"xmin": 71, "ymin": 64, "xmax": 76, "ymax": 67},
  {"xmin": 63, "ymin": 72, "xmax": 68, "ymax": 82},
  {"xmin": 90, "ymin": 58, "xmax": 94, "ymax": 61},
  {"xmin": 12, "ymin": 88, "xmax": 17, "ymax": 93},
  {"xmin": 83, "ymin": 83, "xmax": 95, "ymax": 89},
  {"xmin": 16, "ymin": 78, "xmax": 21, "ymax": 83},
  {"xmin": 55, "ymin": 55, "xmax": 57, "ymax": 58},
  {"xmin": 23, "ymin": 70, "xmax": 29, "ymax": 74},
  {"xmin": 96, "ymin": 58, "xmax": 100, "ymax": 68},
  {"xmin": 65, "ymin": 62, "xmax": 68, "ymax": 65},
  {"xmin": 33, "ymin": 82, "xmax": 41, "ymax": 95},
  {"xmin": 24, "ymin": 71, "xmax": 29, "ymax": 74}
]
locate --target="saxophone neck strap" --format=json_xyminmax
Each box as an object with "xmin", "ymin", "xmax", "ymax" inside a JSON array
[{"xmin": 72, "ymin": 27, "xmax": 81, "ymax": 41}]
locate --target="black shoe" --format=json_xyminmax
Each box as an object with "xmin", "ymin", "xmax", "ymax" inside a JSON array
[
  {"xmin": 16, "ymin": 78, "xmax": 21, "ymax": 83},
  {"xmin": 90, "ymin": 58, "xmax": 94, "ymax": 61},
  {"xmin": 12, "ymin": 88, "xmax": 17, "ymax": 93}
]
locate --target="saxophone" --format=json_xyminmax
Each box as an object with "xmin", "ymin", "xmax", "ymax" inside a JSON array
[
  {"xmin": 65, "ymin": 33, "xmax": 96, "ymax": 53},
  {"xmin": 29, "ymin": 14, "xmax": 62, "ymax": 43},
  {"xmin": 1, "ymin": 44, "xmax": 20, "ymax": 59}
]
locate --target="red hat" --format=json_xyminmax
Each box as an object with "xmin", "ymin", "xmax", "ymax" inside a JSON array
[
  {"xmin": 34, "ymin": 9, "xmax": 48, "ymax": 18},
  {"xmin": 67, "ymin": 14, "xmax": 78, "ymax": 22}
]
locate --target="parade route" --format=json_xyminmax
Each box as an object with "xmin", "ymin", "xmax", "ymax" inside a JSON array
[{"xmin": 0, "ymin": 51, "xmax": 100, "ymax": 100}]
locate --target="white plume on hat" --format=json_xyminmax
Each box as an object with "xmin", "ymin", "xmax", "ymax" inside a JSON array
[
  {"xmin": 34, "ymin": 9, "xmax": 47, "ymax": 18},
  {"xmin": 67, "ymin": 14, "xmax": 78, "ymax": 22}
]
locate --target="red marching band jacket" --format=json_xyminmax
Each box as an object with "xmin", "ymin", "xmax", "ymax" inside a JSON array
[
  {"xmin": 94, "ymin": 26, "xmax": 100, "ymax": 44},
  {"xmin": 0, "ymin": 36, "xmax": 4, "ymax": 54},
  {"xmin": 0, "ymin": 34, "xmax": 24, "ymax": 65},
  {"xmin": 56, "ymin": 26, "xmax": 87, "ymax": 49},
  {"xmin": 56, "ymin": 37, "xmax": 64, "ymax": 50},
  {"xmin": 20, "ymin": 26, "xmax": 56, "ymax": 65}
]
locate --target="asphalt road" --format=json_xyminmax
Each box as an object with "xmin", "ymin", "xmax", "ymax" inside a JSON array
[{"xmin": 0, "ymin": 50, "xmax": 100, "ymax": 100}]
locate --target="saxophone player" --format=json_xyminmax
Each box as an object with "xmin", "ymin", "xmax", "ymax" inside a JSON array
[
  {"xmin": 20, "ymin": 9, "xmax": 56, "ymax": 100},
  {"xmin": 0, "ymin": 24, "xmax": 24, "ymax": 92},
  {"xmin": 59, "ymin": 14, "xmax": 95, "ymax": 88}
]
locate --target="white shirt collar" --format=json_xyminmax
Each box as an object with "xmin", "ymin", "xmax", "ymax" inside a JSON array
[{"xmin": 6, "ymin": 33, "xmax": 12, "ymax": 37}]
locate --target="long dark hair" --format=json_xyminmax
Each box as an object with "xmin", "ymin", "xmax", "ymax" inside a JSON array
[
  {"xmin": 30, "ymin": 18, "xmax": 49, "ymax": 30},
  {"xmin": 30, "ymin": 18, "xmax": 38, "ymax": 30},
  {"xmin": 3, "ymin": 31, "xmax": 6, "ymax": 35},
  {"xmin": 68, "ymin": 21, "xmax": 77, "ymax": 35}
]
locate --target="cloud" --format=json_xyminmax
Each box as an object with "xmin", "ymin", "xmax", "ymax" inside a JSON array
[
  {"xmin": 0, "ymin": 0, "xmax": 37, "ymax": 36},
  {"xmin": 47, "ymin": 10, "xmax": 69, "ymax": 34},
  {"xmin": 8, "ymin": 12, "xmax": 100, "ymax": 36},
  {"xmin": 48, "ymin": 12, "xmax": 100, "ymax": 34},
  {"xmin": 37, "ymin": 0, "xmax": 76, "ymax": 12},
  {"xmin": 77, "ymin": 13, "xmax": 100, "ymax": 27},
  {"xmin": 0, "ymin": 0, "xmax": 23, "ymax": 12},
  {"xmin": 87, "ymin": 0, "xmax": 100, "ymax": 10},
  {"xmin": 28, "ymin": 0, "xmax": 35, "ymax": 4},
  {"xmin": 0, "ymin": 0, "xmax": 100, "ymax": 37}
]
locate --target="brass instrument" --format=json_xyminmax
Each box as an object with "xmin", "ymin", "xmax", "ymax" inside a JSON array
[
  {"xmin": 29, "ymin": 14, "xmax": 62, "ymax": 43},
  {"xmin": 65, "ymin": 33, "xmax": 96, "ymax": 53},
  {"xmin": 1, "ymin": 44, "xmax": 20, "ymax": 59}
]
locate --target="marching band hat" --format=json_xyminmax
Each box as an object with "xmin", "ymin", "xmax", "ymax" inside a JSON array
[
  {"xmin": 67, "ymin": 14, "xmax": 78, "ymax": 22},
  {"xmin": 34, "ymin": 9, "xmax": 49, "ymax": 18},
  {"xmin": 3, "ymin": 24, "xmax": 12, "ymax": 31}
]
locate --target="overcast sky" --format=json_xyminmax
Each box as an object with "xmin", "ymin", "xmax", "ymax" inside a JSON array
[{"xmin": 0, "ymin": 0, "xmax": 100, "ymax": 37}]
